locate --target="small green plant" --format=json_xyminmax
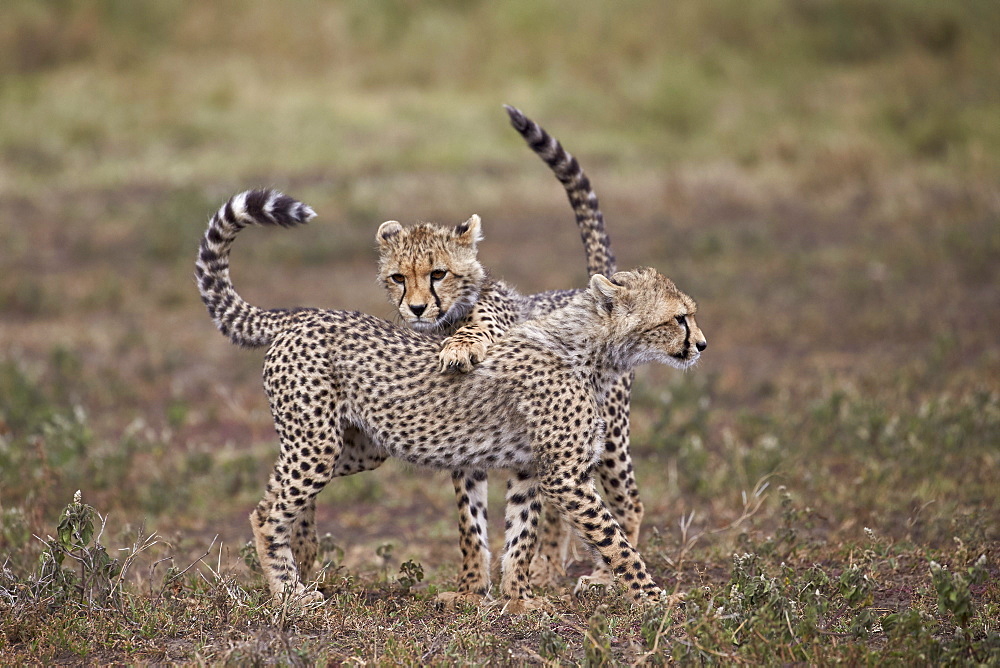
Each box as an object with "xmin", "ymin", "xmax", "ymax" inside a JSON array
[
  {"xmin": 929, "ymin": 555, "xmax": 987, "ymax": 631},
  {"xmin": 376, "ymin": 542, "xmax": 395, "ymax": 578},
  {"xmin": 396, "ymin": 559, "xmax": 424, "ymax": 593},
  {"xmin": 538, "ymin": 626, "xmax": 567, "ymax": 660},
  {"xmin": 36, "ymin": 490, "xmax": 122, "ymax": 606},
  {"xmin": 239, "ymin": 540, "xmax": 261, "ymax": 574},
  {"xmin": 838, "ymin": 565, "xmax": 875, "ymax": 610},
  {"xmin": 752, "ymin": 486, "xmax": 809, "ymax": 560},
  {"xmin": 725, "ymin": 552, "xmax": 802, "ymax": 646},
  {"xmin": 317, "ymin": 533, "xmax": 345, "ymax": 570},
  {"xmin": 583, "ymin": 604, "xmax": 612, "ymax": 667},
  {"xmin": 639, "ymin": 603, "xmax": 672, "ymax": 663}
]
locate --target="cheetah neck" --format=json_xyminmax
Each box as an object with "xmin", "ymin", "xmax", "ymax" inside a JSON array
[
  {"xmin": 435, "ymin": 286, "xmax": 481, "ymax": 334},
  {"xmin": 516, "ymin": 296, "xmax": 631, "ymax": 402}
]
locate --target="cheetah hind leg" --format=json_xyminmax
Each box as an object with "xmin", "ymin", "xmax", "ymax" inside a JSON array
[
  {"xmin": 576, "ymin": 377, "xmax": 643, "ymax": 594},
  {"xmin": 250, "ymin": 493, "xmax": 325, "ymax": 605},
  {"xmin": 285, "ymin": 427, "xmax": 390, "ymax": 595},
  {"xmin": 528, "ymin": 505, "xmax": 568, "ymax": 588},
  {"xmin": 290, "ymin": 497, "xmax": 318, "ymax": 582},
  {"xmin": 253, "ymin": 423, "xmax": 395, "ymax": 604}
]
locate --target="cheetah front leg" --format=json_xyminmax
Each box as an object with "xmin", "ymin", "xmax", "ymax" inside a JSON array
[
  {"xmin": 438, "ymin": 290, "xmax": 518, "ymax": 373},
  {"xmin": 598, "ymin": 373, "xmax": 642, "ymax": 547},
  {"xmin": 539, "ymin": 463, "xmax": 663, "ymax": 606},
  {"xmin": 436, "ymin": 469, "xmax": 492, "ymax": 609},
  {"xmin": 530, "ymin": 374, "xmax": 642, "ymax": 591},
  {"xmin": 438, "ymin": 325, "xmax": 493, "ymax": 373},
  {"xmin": 578, "ymin": 373, "xmax": 642, "ymax": 592}
]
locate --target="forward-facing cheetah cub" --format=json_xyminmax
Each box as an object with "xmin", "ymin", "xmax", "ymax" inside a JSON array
[
  {"xmin": 195, "ymin": 189, "xmax": 706, "ymax": 610},
  {"xmin": 377, "ymin": 106, "xmax": 641, "ymax": 598}
]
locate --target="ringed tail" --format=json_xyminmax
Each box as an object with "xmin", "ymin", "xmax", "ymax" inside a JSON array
[
  {"xmin": 504, "ymin": 105, "xmax": 616, "ymax": 277},
  {"xmin": 195, "ymin": 189, "xmax": 316, "ymax": 348}
]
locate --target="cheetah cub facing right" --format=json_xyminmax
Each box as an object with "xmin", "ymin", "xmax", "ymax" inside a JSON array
[
  {"xmin": 196, "ymin": 189, "xmax": 707, "ymax": 611},
  {"xmin": 377, "ymin": 106, "xmax": 642, "ymax": 600}
]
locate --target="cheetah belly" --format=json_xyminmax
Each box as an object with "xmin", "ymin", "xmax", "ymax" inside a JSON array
[
  {"xmin": 383, "ymin": 428, "xmax": 533, "ymax": 470},
  {"xmin": 352, "ymin": 375, "xmax": 534, "ymax": 472}
]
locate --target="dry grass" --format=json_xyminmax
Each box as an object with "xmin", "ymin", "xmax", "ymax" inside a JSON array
[{"xmin": 2, "ymin": 0, "xmax": 998, "ymax": 663}]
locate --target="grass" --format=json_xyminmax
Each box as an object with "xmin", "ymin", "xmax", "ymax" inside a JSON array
[{"xmin": 2, "ymin": 0, "xmax": 999, "ymax": 663}]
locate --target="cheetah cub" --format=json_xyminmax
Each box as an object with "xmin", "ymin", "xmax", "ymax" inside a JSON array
[
  {"xmin": 195, "ymin": 189, "xmax": 707, "ymax": 611},
  {"xmin": 377, "ymin": 106, "xmax": 641, "ymax": 598}
]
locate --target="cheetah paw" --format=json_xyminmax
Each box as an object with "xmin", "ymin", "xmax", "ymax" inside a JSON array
[
  {"xmin": 438, "ymin": 337, "xmax": 490, "ymax": 373},
  {"xmin": 299, "ymin": 589, "xmax": 325, "ymax": 604},
  {"xmin": 572, "ymin": 568, "xmax": 615, "ymax": 596},
  {"xmin": 435, "ymin": 591, "xmax": 486, "ymax": 610},
  {"xmin": 653, "ymin": 590, "xmax": 686, "ymax": 608},
  {"xmin": 631, "ymin": 588, "xmax": 685, "ymax": 609},
  {"xmin": 528, "ymin": 554, "xmax": 566, "ymax": 589},
  {"xmin": 498, "ymin": 596, "xmax": 553, "ymax": 615},
  {"xmin": 274, "ymin": 587, "xmax": 325, "ymax": 606}
]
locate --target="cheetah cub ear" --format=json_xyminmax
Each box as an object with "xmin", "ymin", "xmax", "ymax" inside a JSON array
[
  {"xmin": 452, "ymin": 214, "xmax": 483, "ymax": 247},
  {"xmin": 589, "ymin": 273, "xmax": 620, "ymax": 314},
  {"xmin": 377, "ymin": 220, "xmax": 403, "ymax": 246}
]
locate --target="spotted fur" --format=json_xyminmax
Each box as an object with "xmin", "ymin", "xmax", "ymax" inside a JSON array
[
  {"xmin": 195, "ymin": 189, "xmax": 707, "ymax": 610},
  {"xmin": 376, "ymin": 107, "xmax": 641, "ymax": 597}
]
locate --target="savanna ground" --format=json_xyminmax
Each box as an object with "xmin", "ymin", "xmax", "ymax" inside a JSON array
[{"xmin": 1, "ymin": 1, "xmax": 998, "ymax": 664}]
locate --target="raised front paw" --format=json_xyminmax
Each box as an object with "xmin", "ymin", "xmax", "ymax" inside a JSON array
[{"xmin": 438, "ymin": 337, "xmax": 490, "ymax": 373}]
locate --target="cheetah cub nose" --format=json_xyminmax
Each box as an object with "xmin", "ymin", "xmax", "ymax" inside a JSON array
[
  {"xmin": 696, "ymin": 340, "xmax": 707, "ymax": 352},
  {"xmin": 409, "ymin": 304, "xmax": 427, "ymax": 317}
]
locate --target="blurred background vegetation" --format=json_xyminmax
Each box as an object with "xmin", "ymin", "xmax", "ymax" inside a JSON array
[{"xmin": 0, "ymin": 0, "xmax": 998, "ymax": 661}]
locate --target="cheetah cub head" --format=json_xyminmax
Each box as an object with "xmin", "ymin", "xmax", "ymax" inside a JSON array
[
  {"xmin": 376, "ymin": 215, "xmax": 486, "ymax": 332},
  {"xmin": 590, "ymin": 267, "xmax": 707, "ymax": 370}
]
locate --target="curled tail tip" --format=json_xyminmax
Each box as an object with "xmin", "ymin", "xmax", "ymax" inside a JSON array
[
  {"xmin": 503, "ymin": 104, "xmax": 529, "ymax": 132},
  {"xmin": 232, "ymin": 189, "xmax": 316, "ymax": 227},
  {"xmin": 289, "ymin": 201, "xmax": 317, "ymax": 225}
]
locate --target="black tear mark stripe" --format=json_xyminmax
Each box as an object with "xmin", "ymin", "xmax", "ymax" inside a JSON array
[
  {"xmin": 429, "ymin": 281, "xmax": 443, "ymax": 312},
  {"xmin": 398, "ymin": 282, "xmax": 407, "ymax": 310}
]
